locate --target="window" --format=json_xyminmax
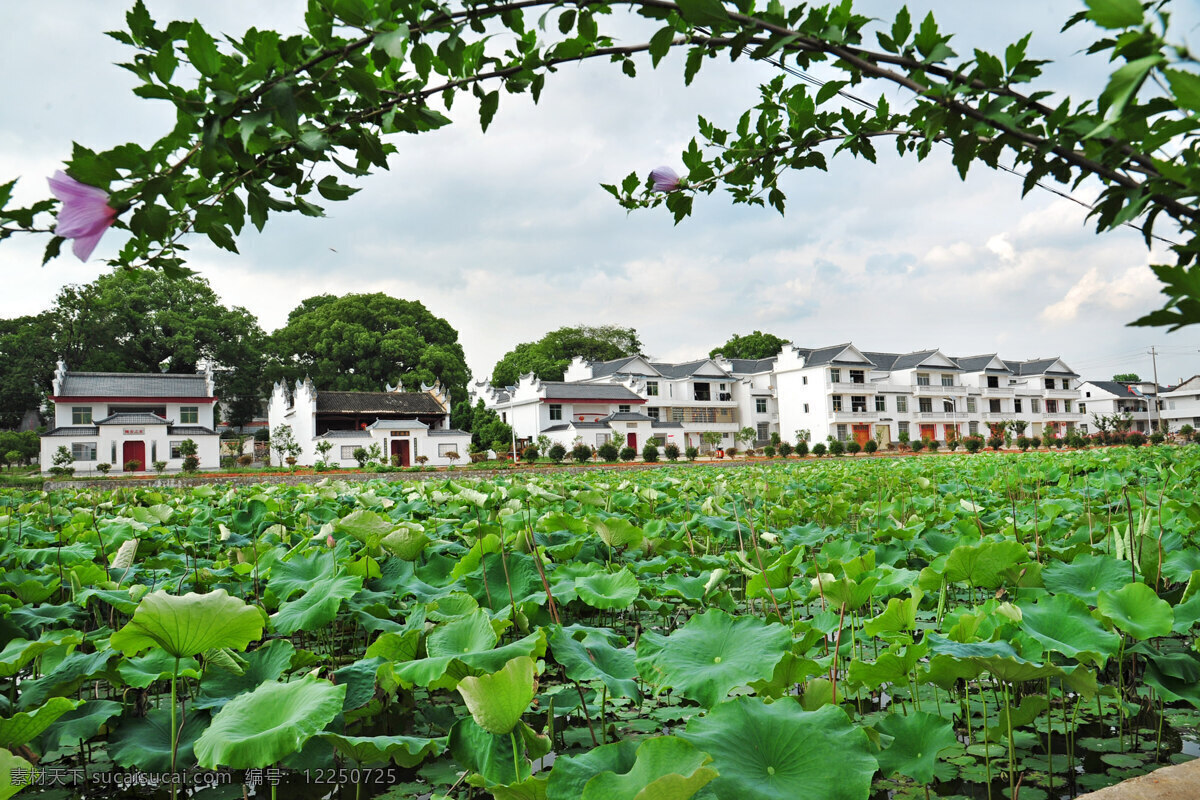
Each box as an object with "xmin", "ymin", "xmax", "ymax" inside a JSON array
[
  {"xmin": 71, "ymin": 407, "xmax": 92, "ymax": 425},
  {"xmin": 969, "ymin": 421, "xmax": 979, "ymax": 435},
  {"xmin": 671, "ymin": 408, "xmax": 685, "ymax": 423},
  {"xmin": 1044, "ymin": 378, "xmax": 1055, "ymax": 390},
  {"xmin": 1062, "ymin": 379, "xmax": 1070, "ymax": 390},
  {"xmin": 179, "ymin": 406, "xmax": 199, "ymax": 424},
  {"xmin": 646, "ymin": 381, "xmax": 659, "ymax": 396},
  {"xmin": 618, "ymin": 405, "xmax": 631, "ymax": 414},
  {"xmin": 1079, "ymin": 403, "xmax": 1086, "ymax": 413},
  {"xmin": 438, "ymin": 443, "xmax": 459, "ymax": 457},
  {"xmin": 836, "ymin": 424, "xmax": 848, "ymax": 441},
  {"xmin": 1064, "ymin": 400, "xmax": 1072, "ymax": 412},
  {"xmin": 71, "ymin": 442, "xmax": 97, "ymax": 461},
  {"xmin": 966, "ymin": 397, "xmax": 977, "ymax": 413},
  {"xmin": 987, "ymin": 375, "xmax": 999, "ymax": 388},
  {"xmin": 989, "ymin": 399, "xmax": 1001, "ymax": 413},
  {"xmin": 755, "ymin": 398, "xmax": 767, "ymax": 413},
  {"xmin": 1081, "ymin": 424, "xmax": 1089, "ymax": 433},
  {"xmin": 549, "ymin": 404, "xmax": 562, "ymax": 421},
  {"xmin": 803, "ymin": 403, "xmax": 810, "ymax": 413},
  {"xmin": 830, "ymin": 369, "xmax": 841, "ymax": 383},
  {"xmin": 851, "ymin": 396, "xmax": 867, "ymax": 412},
  {"xmin": 1031, "ymin": 398, "xmax": 1041, "ymax": 413},
  {"xmin": 898, "ymin": 421, "xmax": 910, "ymax": 437},
  {"xmin": 875, "ymin": 396, "xmax": 886, "ymax": 412},
  {"xmin": 693, "ymin": 383, "xmax": 710, "ymax": 401},
  {"xmin": 832, "ymin": 395, "xmax": 843, "ymax": 412},
  {"xmin": 1046, "ymin": 399, "xmax": 1058, "ymax": 413},
  {"xmin": 917, "ymin": 373, "xmax": 930, "ymax": 386},
  {"xmin": 849, "ymin": 369, "xmax": 865, "ymax": 384},
  {"xmin": 170, "ymin": 441, "xmax": 185, "ymax": 459},
  {"xmin": 596, "ymin": 433, "xmax": 610, "ymax": 446},
  {"xmin": 919, "ymin": 398, "xmax": 933, "ymax": 413},
  {"xmin": 941, "ymin": 374, "xmax": 954, "ymax": 387},
  {"xmin": 1086, "ymin": 391, "xmax": 1091, "ymax": 397},
  {"xmin": 341, "ymin": 445, "xmax": 358, "ymax": 459},
  {"xmin": 756, "ymin": 422, "xmax": 769, "ymax": 439},
  {"xmin": 802, "ymin": 376, "xmax": 808, "ymax": 385},
  {"xmin": 646, "ymin": 407, "xmax": 660, "ymax": 420},
  {"xmin": 896, "ymin": 396, "xmax": 908, "ymax": 413},
  {"xmin": 1015, "ymin": 399, "xmax": 1023, "ymax": 413},
  {"xmin": 502, "ymin": 412, "xmax": 507, "ymax": 422}
]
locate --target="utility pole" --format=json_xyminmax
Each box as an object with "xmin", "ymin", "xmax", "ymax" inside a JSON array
[{"xmin": 1150, "ymin": 346, "xmax": 1163, "ymax": 433}]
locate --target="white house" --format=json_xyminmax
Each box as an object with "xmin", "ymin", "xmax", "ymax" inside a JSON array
[
  {"xmin": 1079, "ymin": 379, "xmax": 1170, "ymax": 433},
  {"xmin": 40, "ymin": 362, "xmax": 220, "ymax": 473},
  {"xmin": 267, "ymin": 378, "xmax": 471, "ymax": 468},
  {"xmin": 1162, "ymin": 376, "xmax": 1200, "ymax": 431}
]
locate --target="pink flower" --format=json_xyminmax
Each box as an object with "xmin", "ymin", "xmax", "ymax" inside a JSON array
[
  {"xmin": 48, "ymin": 170, "xmax": 117, "ymax": 262},
  {"xmin": 327, "ymin": 534, "xmax": 336, "ymax": 548},
  {"xmin": 650, "ymin": 166, "xmax": 681, "ymax": 193}
]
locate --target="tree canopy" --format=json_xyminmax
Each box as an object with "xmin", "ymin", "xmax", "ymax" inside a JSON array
[
  {"xmin": 267, "ymin": 293, "xmax": 469, "ymax": 401},
  {"xmin": 490, "ymin": 325, "xmax": 643, "ymax": 387},
  {"xmin": 1113, "ymin": 373, "xmax": 1141, "ymax": 382},
  {"xmin": 709, "ymin": 331, "xmax": 789, "ymax": 360},
  {"xmin": 0, "ymin": 314, "xmax": 57, "ymax": 429},
  {"xmin": 1, "ymin": 0, "xmax": 1198, "ymax": 328}
]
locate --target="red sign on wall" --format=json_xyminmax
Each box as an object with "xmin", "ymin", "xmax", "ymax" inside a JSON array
[{"xmin": 123, "ymin": 428, "xmax": 145, "ymax": 435}]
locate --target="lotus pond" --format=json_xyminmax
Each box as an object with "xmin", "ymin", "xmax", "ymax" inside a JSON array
[{"xmin": 2, "ymin": 446, "xmax": 1200, "ymax": 800}]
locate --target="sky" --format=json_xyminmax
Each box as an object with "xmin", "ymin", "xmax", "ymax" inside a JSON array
[{"xmin": 1, "ymin": 1, "xmax": 1198, "ymax": 384}]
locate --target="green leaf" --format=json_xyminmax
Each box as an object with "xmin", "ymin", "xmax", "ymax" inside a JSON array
[
  {"xmin": 0, "ymin": 630, "xmax": 82, "ymax": 678},
  {"xmin": 270, "ymin": 574, "xmax": 362, "ymax": 635},
  {"xmin": 195, "ymin": 675, "xmax": 346, "ymax": 769},
  {"xmin": 581, "ymin": 736, "xmax": 716, "ymax": 800},
  {"xmin": 636, "ymin": 609, "xmax": 790, "ymax": 708},
  {"xmin": 374, "ymin": 26, "xmax": 409, "ymax": 59},
  {"xmin": 676, "ymin": 0, "xmax": 729, "ymax": 28},
  {"xmin": 39, "ymin": 700, "xmax": 123, "ymax": 753},
  {"xmin": 195, "ymin": 639, "xmax": 296, "ymax": 711},
  {"xmin": 1084, "ymin": 0, "xmax": 1144, "ymax": 29},
  {"xmin": 457, "ymin": 656, "xmax": 536, "ymax": 735},
  {"xmin": 0, "ymin": 698, "xmax": 82, "ymax": 749},
  {"xmin": 548, "ymin": 625, "xmax": 641, "ymax": 702},
  {"xmin": 547, "ymin": 740, "xmax": 638, "ymax": 800},
  {"xmin": 320, "ymin": 732, "xmax": 446, "ymax": 767},
  {"xmin": 649, "ymin": 27, "xmax": 676, "ymax": 67},
  {"xmin": 1018, "ymin": 593, "xmax": 1121, "ymax": 665},
  {"xmin": 449, "ymin": 717, "xmax": 544, "ymax": 786},
  {"xmin": 682, "ymin": 699, "xmax": 876, "ymax": 800},
  {"xmin": 576, "ymin": 568, "xmax": 640, "ymax": 610},
  {"xmin": 0, "ymin": 747, "xmax": 33, "ymax": 800},
  {"xmin": 1098, "ymin": 582, "xmax": 1173, "ymax": 639},
  {"xmin": 185, "ymin": 21, "xmax": 221, "ymax": 76},
  {"xmin": 109, "ymin": 589, "xmax": 265, "ymax": 658},
  {"xmin": 109, "ymin": 708, "xmax": 207, "ymax": 771},
  {"xmin": 117, "ymin": 650, "xmax": 200, "ymax": 689},
  {"xmin": 943, "ymin": 540, "xmax": 1027, "ymax": 589},
  {"xmin": 874, "ymin": 711, "xmax": 958, "ymax": 784},
  {"xmin": 1165, "ymin": 69, "xmax": 1200, "ymax": 113},
  {"xmin": 1041, "ymin": 554, "xmax": 1128, "ymax": 605}
]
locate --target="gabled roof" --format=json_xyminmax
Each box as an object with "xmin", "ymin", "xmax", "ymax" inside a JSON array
[
  {"xmin": 427, "ymin": 429, "xmax": 470, "ymax": 437},
  {"xmin": 316, "ymin": 391, "xmax": 445, "ymax": 415},
  {"xmin": 725, "ymin": 357, "xmax": 778, "ymax": 374},
  {"xmin": 647, "ymin": 359, "xmax": 731, "ymax": 379},
  {"xmin": 96, "ymin": 412, "xmax": 170, "ymax": 426},
  {"xmin": 952, "ymin": 354, "xmax": 1011, "ymax": 373},
  {"xmin": 169, "ymin": 425, "xmax": 217, "ymax": 436},
  {"xmin": 891, "ymin": 350, "xmax": 961, "ymax": 371},
  {"xmin": 539, "ymin": 382, "xmax": 643, "ymax": 401},
  {"xmin": 315, "ymin": 430, "xmax": 372, "ymax": 439},
  {"xmin": 590, "ymin": 356, "xmax": 661, "ymax": 379},
  {"xmin": 57, "ymin": 372, "xmax": 211, "ymax": 398},
  {"xmin": 1083, "ymin": 380, "xmax": 1168, "ymax": 397},
  {"xmin": 1010, "ymin": 358, "xmax": 1077, "ymax": 377},
  {"xmin": 44, "ymin": 426, "xmax": 99, "ymax": 437},
  {"xmin": 861, "ymin": 351, "xmax": 900, "ymax": 370},
  {"xmin": 601, "ymin": 411, "xmax": 654, "ymax": 422}
]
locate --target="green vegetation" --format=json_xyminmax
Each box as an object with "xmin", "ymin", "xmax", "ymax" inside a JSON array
[{"xmin": 490, "ymin": 325, "xmax": 642, "ymax": 387}]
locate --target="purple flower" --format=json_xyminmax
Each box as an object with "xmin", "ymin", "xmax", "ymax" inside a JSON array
[
  {"xmin": 48, "ymin": 170, "xmax": 117, "ymax": 261},
  {"xmin": 650, "ymin": 166, "xmax": 681, "ymax": 193}
]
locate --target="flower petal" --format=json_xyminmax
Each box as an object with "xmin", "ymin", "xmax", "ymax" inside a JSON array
[
  {"xmin": 70, "ymin": 228, "xmax": 107, "ymax": 262},
  {"xmin": 650, "ymin": 166, "xmax": 681, "ymax": 193},
  {"xmin": 48, "ymin": 170, "xmax": 109, "ymax": 205}
]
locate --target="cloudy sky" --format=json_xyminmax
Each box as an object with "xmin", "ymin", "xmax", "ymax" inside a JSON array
[{"xmin": 1, "ymin": 1, "xmax": 1197, "ymax": 383}]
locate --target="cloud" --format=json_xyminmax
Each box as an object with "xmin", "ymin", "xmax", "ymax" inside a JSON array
[{"xmin": 1040, "ymin": 264, "xmax": 1160, "ymax": 323}]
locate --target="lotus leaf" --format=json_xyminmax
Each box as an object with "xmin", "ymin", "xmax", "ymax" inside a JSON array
[
  {"xmin": 575, "ymin": 568, "xmax": 640, "ymax": 610},
  {"xmin": 320, "ymin": 732, "xmax": 447, "ymax": 767},
  {"xmin": 580, "ymin": 736, "xmax": 716, "ymax": 800},
  {"xmin": 117, "ymin": 650, "xmax": 201, "ymax": 689},
  {"xmin": 457, "ymin": 656, "xmax": 536, "ymax": 735},
  {"xmin": 1018, "ymin": 594, "xmax": 1120, "ymax": 665},
  {"xmin": 449, "ymin": 718, "xmax": 550, "ymax": 785},
  {"xmin": 1098, "ymin": 582, "xmax": 1173, "ymax": 640},
  {"xmin": 874, "ymin": 710, "xmax": 958, "ymax": 784},
  {"xmin": 109, "ymin": 589, "xmax": 265, "ymax": 657},
  {"xmin": 108, "ymin": 708, "xmax": 207, "ymax": 771},
  {"xmin": 39, "ymin": 699, "xmax": 123, "ymax": 754},
  {"xmin": 0, "ymin": 698, "xmax": 82, "ymax": 749},
  {"xmin": 548, "ymin": 625, "xmax": 641, "ymax": 702},
  {"xmin": 1041, "ymin": 554, "xmax": 1129, "ymax": 605},
  {"xmin": 195, "ymin": 675, "xmax": 347, "ymax": 769},
  {"xmin": 270, "ymin": 574, "xmax": 363, "ymax": 635}
]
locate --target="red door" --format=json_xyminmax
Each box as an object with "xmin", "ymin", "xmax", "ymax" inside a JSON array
[
  {"xmin": 626, "ymin": 433, "xmax": 637, "ymax": 449},
  {"xmin": 944, "ymin": 424, "xmax": 958, "ymax": 441},
  {"xmin": 122, "ymin": 441, "xmax": 145, "ymax": 471},
  {"xmin": 391, "ymin": 439, "xmax": 410, "ymax": 467},
  {"xmin": 919, "ymin": 424, "xmax": 936, "ymax": 441},
  {"xmin": 852, "ymin": 425, "xmax": 870, "ymax": 446}
]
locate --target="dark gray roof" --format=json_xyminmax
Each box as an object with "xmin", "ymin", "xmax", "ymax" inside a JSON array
[
  {"xmin": 725, "ymin": 357, "xmax": 777, "ymax": 374},
  {"xmin": 540, "ymin": 424, "xmax": 570, "ymax": 433},
  {"xmin": 1084, "ymin": 381, "xmax": 1167, "ymax": 397},
  {"xmin": 540, "ymin": 382, "xmax": 642, "ymax": 401},
  {"xmin": 1009, "ymin": 358, "xmax": 1077, "ymax": 377},
  {"xmin": 651, "ymin": 421, "xmax": 683, "ymax": 428},
  {"xmin": 861, "ymin": 351, "xmax": 900, "ymax": 370},
  {"xmin": 572, "ymin": 421, "xmax": 613, "ymax": 429},
  {"xmin": 316, "ymin": 391, "xmax": 445, "ymax": 415},
  {"xmin": 891, "ymin": 350, "xmax": 958, "ymax": 371},
  {"xmin": 647, "ymin": 360, "xmax": 730, "ymax": 379},
  {"xmin": 590, "ymin": 357, "xmax": 660, "ymax": 378},
  {"xmin": 794, "ymin": 344, "xmax": 851, "ymax": 367},
  {"xmin": 96, "ymin": 412, "xmax": 170, "ymax": 426},
  {"xmin": 58, "ymin": 372, "xmax": 210, "ymax": 398},
  {"xmin": 168, "ymin": 426, "xmax": 217, "ymax": 436},
  {"xmin": 952, "ymin": 354, "xmax": 1010, "ymax": 373},
  {"xmin": 44, "ymin": 426, "xmax": 99, "ymax": 437},
  {"xmin": 427, "ymin": 429, "xmax": 470, "ymax": 437},
  {"xmin": 315, "ymin": 430, "xmax": 372, "ymax": 439},
  {"xmin": 602, "ymin": 412, "xmax": 654, "ymax": 422}
]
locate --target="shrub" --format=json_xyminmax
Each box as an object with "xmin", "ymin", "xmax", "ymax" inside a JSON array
[
  {"xmin": 1017, "ymin": 436, "xmax": 1030, "ymax": 451},
  {"xmin": 827, "ymin": 440, "xmax": 844, "ymax": 456},
  {"xmin": 1054, "ymin": 437, "xmax": 1066, "ymax": 449},
  {"xmin": 572, "ymin": 443, "xmax": 593, "ymax": 463},
  {"xmin": 910, "ymin": 439, "xmax": 924, "ymax": 452},
  {"xmin": 926, "ymin": 439, "xmax": 940, "ymax": 452},
  {"xmin": 1150, "ymin": 432, "xmax": 1165, "ymax": 445},
  {"xmin": 811, "ymin": 442, "xmax": 827, "ymax": 456},
  {"xmin": 416, "ymin": 455, "xmax": 429, "ymax": 466},
  {"xmin": 237, "ymin": 453, "xmax": 254, "ymax": 467},
  {"xmin": 863, "ymin": 439, "xmax": 877, "ymax": 454},
  {"xmin": 548, "ymin": 443, "xmax": 567, "ymax": 463},
  {"xmin": 522, "ymin": 445, "xmax": 540, "ymax": 463},
  {"xmin": 315, "ymin": 440, "xmax": 334, "ymax": 464},
  {"xmin": 597, "ymin": 441, "xmax": 620, "ymax": 462},
  {"xmin": 443, "ymin": 451, "xmax": 461, "ymax": 465},
  {"xmin": 778, "ymin": 442, "xmax": 793, "ymax": 457},
  {"xmin": 664, "ymin": 443, "xmax": 680, "ymax": 461},
  {"xmin": 947, "ymin": 438, "xmax": 960, "ymax": 451},
  {"xmin": 620, "ymin": 446, "xmax": 637, "ymax": 462},
  {"xmin": 253, "ymin": 427, "xmax": 270, "ymax": 441},
  {"xmin": 154, "ymin": 460, "xmax": 169, "ymax": 474},
  {"xmin": 844, "ymin": 441, "xmax": 860, "ymax": 455},
  {"xmin": 124, "ymin": 459, "xmax": 142, "ymax": 472},
  {"xmin": 795, "ymin": 440, "xmax": 809, "ymax": 457},
  {"xmin": 763, "ymin": 445, "xmax": 776, "ymax": 458},
  {"xmin": 685, "ymin": 446, "xmax": 699, "ymax": 461},
  {"xmin": 770, "ymin": 432, "xmax": 781, "ymax": 447},
  {"xmin": 96, "ymin": 462, "xmax": 111, "ymax": 474},
  {"xmin": 1181, "ymin": 424, "xmax": 1195, "ymax": 440},
  {"xmin": 352, "ymin": 447, "xmax": 369, "ymax": 468},
  {"xmin": 1126, "ymin": 431, "xmax": 1148, "ymax": 447},
  {"xmin": 390, "ymin": 454, "xmax": 402, "ymax": 467},
  {"xmin": 964, "ymin": 436, "xmax": 983, "ymax": 453},
  {"xmin": 642, "ymin": 442, "xmax": 659, "ymax": 462},
  {"xmin": 1029, "ymin": 436, "xmax": 1041, "ymax": 449},
  {"xmin": 988, "ymin": 436, "xmax": 1003, "ymax": 451},
  {"xmin": 725, "ymin": 447, "xmax": 738, "ymax": 458}
]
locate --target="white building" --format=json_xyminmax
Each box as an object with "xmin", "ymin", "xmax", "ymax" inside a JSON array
[
  {"xmin": 267, "ymin": 378, "xmax": 471, "ymax": 468},
  {"xmin": 1162, "ymin": 376, "xmax": 1200, "ymax": 431},
  {"xmin": 40, "ymin": 362, "xmax": 220, "ymax": 473},
  {"xmin": 1079, "ymin": 379, "xmax": 1170, "ymax": 433}
]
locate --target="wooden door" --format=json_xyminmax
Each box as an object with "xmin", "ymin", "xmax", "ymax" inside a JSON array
[
  {"xmin": 122, "ymin": 441, "xmax": 145, "ymax": 471},
  {"xmin": 626, "ymin": 432, "xmax": 637, "ymax": 450},
  {"xmin": 944, "ymin": 424, "xmax": 958, "ymax": 441},
  {"xmin": 852, "ymin": 425, "xmax": 870, "ymax": 446},
  {"xmin": 391, "ymin": 439, "xmax": 410, "ymax": 467},
  {"xmin": 919, "ymin": 424, "xmax": 936, "ymax": 441}
]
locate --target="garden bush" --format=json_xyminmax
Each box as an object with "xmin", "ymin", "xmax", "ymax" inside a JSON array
[
  {"xmin": 619, "ymin": 446, "xmax": 637, "ymax": 462},
  {"xmin": 1126, "ymin": 432, "xmax": 1148, "ymax": 447},
  {"xmin": 863, "ymin": 439, "xmax": 877, "ymax": 454},
  {"xmin": 597, "ymin": 442, "xmax": 620, "ymax": 462},
  {"xmin": 572, "ymin": 443, "xmax": 593, "ymax": 463},
  {"xmin": 964, "ymin": 436, "xmax": 984, "ymax": 453},
  {"xmin": 642, "ymin": 442, "xmax": 659, "ymax": 462},
  {"xmin": 763, "ymin": 445, "xmax": 776, "ymax": 458},
  {"xmin": 795, "ymin": 440, "xmax": 809, "ymax": 457},
  {"xmin": 96, "ymin": 462, "xmax": 111, "ymax": 474},
  {"xmin": 910, "ymin": 440, "xmax": 924, "ymax": 453},
  {"xmin": 926, "ymin": 439, "xmax": 940, "ymax": 452},
  {"xmin": 844, "ymin": 441, "xmax": 860, "ymax": 455},
  {"xmin": 988, "ymin": 436, "xmax": 1004, "ymax": 451},
  {"xmin": 778, "ymin": 442, "xmax": 793, "ymax": 457},
  {"xmin": 1017, "ymin": 436, "xmax": 1030, "ymax": 451},
  {"xmin": 664, "ymin": 443, "xmax": 680, "ymax": 461},
  {"xmin": 1150, "ymin": 432, "xmax": 1165, "ymax": 445},
  {"xmin": 828, "ymin": 440, "xmax": 844, "ymax": 456},
  {"xmin": 548, "ymin": 443, "xmax": 567, "ymax": 463},
  {"xmin": 522, "ymin": 445, "xmax": 539, "ymax": 463},
  {"xmin": 1030, "ymin": 436, "xmax": 1042, "ymax": 449},
  {"xmin": 811, "ymin": 443, "xmax": 827, "ymax": 456},
  {"xmin": 236, "ymin": 454, "xmax": 254, "ymax": 467},
  {"xmin": 684, "ymin": 446, "xmax": 698, "ymax": 461}
]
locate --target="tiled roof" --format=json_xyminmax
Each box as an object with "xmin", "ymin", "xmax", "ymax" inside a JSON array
[
  {"xmin": 168, "ymin": 426, "xmax": 217, "ymax": 436},
  {"xmin": 952, "ymin": 354, "xmax": 1008, "ymax": 372},
  {"xmin": 572, "ymin": 421, "xmax": 612, "ymax": 429},
  {"xmin": 1085, "ymin": 381, "xmax": 1168, "ymax": 397},
  {"xmin": 539, "ymin": 382, "xmax": 642, "ymax": 401},
  {"xmin": 427, "ymin": 429, "xmax": 470, "ymax": 437},
  {"xmin": 58, "ymin": 372, "xmax": 210, "ymax": 398},
  {"xmin": 1010, "ymin": 358, "xmax": 1077, "ymax": 377},
  {"xmin": 797, "ymin": 344, "xmax": 851, "ymax": 367},
  {"xmin": 725, "ymin": 357, "xmax": 777, "ymax": 374},
  {"xmin": 602, "ymin": 412, "xmax": 654, "ymax": 422},
  {"xmin": 540, "ymin": 424, "xmax": 571, "ymax": 433},
  {"xmin": 651, "ymin": 421, "xmax": 683, "ymax": 428},
  {"xmin": 647, "ymin": 360, "xmax": 729, "ymax": 379},
  {"xmin": 590, "ymin": 357, "xmax": 659, "ymax": 378},
  {"xmin": 316, "ymin": 391, "xmax": 445, "ymax": 415},
  {"xmin": 44, "ymin": 426, "xmax": 99, "ymax": 437},
  {"xmin": 315, "ymin": 430, "xmax": 372, "ymax": 439},
  {"xmin": 96, "ymin": 412, "xmax": 170, "ymax": 426},
  {"xmin": 891, "ymin": 350, "xmax": 947, "ymax": 370}
]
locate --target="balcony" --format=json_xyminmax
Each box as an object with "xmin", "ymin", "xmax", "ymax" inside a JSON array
[
  {"xmin": 981, "ymin": 412, "xmax": 1014, "ymax": 421},
  {"xmin": 829, "ymin": 380, "xmax": 877, "ymax": 394},
  {"xmin": 1042, "ymin": 388, "xmax": 1078, "ymax": 399},
  {"xmin": 981, "ymin": 385, "xmax": 1014, "ymax": 396},
  {"xmin": 830, "ymin": 410, "xmax": 877, "ymax": 422},
  {"xmin": 914, "ymin": 384, "xmax": 969, "ymax": 396},
  {"xmin": 915, "ymin": 411, "xmax": 971, "ymax": 420}
]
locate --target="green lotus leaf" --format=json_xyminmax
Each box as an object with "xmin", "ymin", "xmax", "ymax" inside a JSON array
[
  {"xmin": 449, "ymin": 718, "xmax": 549, "ymax": 786},
  {"xmin": 491, "ymin": 776, "xmax": 549, "ymax": 800},
  {"xmin": 107, "ymin": 708, "xmax": 207, "ymax": 771},
  {"xmin": 637, "ymin": 610, "xmax": 790, "ymax": 708},
  {"xmin": 0, "ymin": 630, "xmax": 82, "ymax": 678},
  {"xmin": 591, "ymin": 517, "xmax": 644, "ymax": 549},
  {"xmin": 0, "ymin": 747, "xmax": 34, "ymax": 800},
  {"xmin": 117, "ymin": 650, "xmax": 200, "ymax": 689},
  {"xmin": 1142, "ymin": 651, "xmax": 1200, "ymax": 707},
  {"xmin": 267, "ymin": 549, "xmax": 336, "ymax": 602},
  {"xmin": 924, "ymin": 633, "xmax": 1018, "ymax": 660},
  {"xmin": 380, "ymin": 523, "xmax": 430, "ymax": 560},
  {"xmin": 874, "ymin": 710, "xmax": 958, "ymax": 784},
  {"xmin": 270, "ymin": 574, "xmax": 362, "ymax": 635},
  {"xmin": 18, "ymin": 648, "xmax": 115, "ymax": 709},
  {"xmin": 1098, "ymin": 582, "xmax": 1173, "ymax": 640},
  {"xmin": 581, "ymin": 736, "xmax": 716, "ymax": 800},
  {"xmin": 575, "ymin": 568, "xmax": 640, "ymax": 611},
  {"xmin": 548, "ymin": 625, "xmax": 641, "ymax": 702},
  {"xmin": 194, "ymin": 639, "xmax": 296, "ymax": 711},
  {"xmin": 944, "ymin": 540, "xmax": 1028, "ymax": 589},
  {"xmin": 109, "ymin": 589, "xmax": 265, "ymax": 658},
  {"xmin": 0, "ymin": 698, "xmax": 82, "ymax": 749},
  {"xmin": 1018, "ymin": 593, "xmax": 1121, "ymax": 665},
  {"xmin": 320, "ymin": 732, "xmax": 446, "ymax": 767},
  {"xmin": 333, "ymin": 657, "xmax": 387, "ymax": 711},
  {"xmin": 39, "ymin": 699, "xmax": 123, "ymax": 754},
  {"xmin": 862, "ymin": 591, "xmax": 923, "ymax": 638},
  {"xmin": 457, "ymin": 656, "xmax": 536, "ymax": 735},
  {"xmin": 429, "ymin": 609, "xmax": 499, "ymax": 656},
  {"xmin": 547, "ymin": 740, "xmax": 639, "ymax": 800},
  {"xmin": 1041, "ymin": 554, "xmax": 1129, "ymax": 605},
  {"xmin": 334, "ymin": 509, "xmax": 395, "ymax": 548},
  {"xmin": 195, "ymin": 675, "xmax": 347, "ymax": 769},
  {"xmin": 682, "ymin": 698, "xmax": 876, "ymax": 800}
]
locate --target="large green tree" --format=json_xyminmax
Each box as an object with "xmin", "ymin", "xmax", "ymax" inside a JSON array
[
  {"xmin": 491, "ymin": 325, "xmax": 643, "ymax": 387},
  {"xmin": 2, "ymin": 1, "xmax": 1199, "ymax": 327},
  {"xmin": 0, "ymin": 314, "xmax": 56, "ymax": 429},
  {"xmin": 709, "ymin": 331, "xmax": 788, "ymax": 360},
  {"xmin": 50, "ymin": 269, "xmax": 268, "ymax": 427},
  {"xmin": 267, "ymin": 293, "xmax": 469, "ymax": 401}
]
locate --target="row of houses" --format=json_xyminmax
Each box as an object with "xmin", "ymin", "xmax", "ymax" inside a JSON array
[{"xmin": 471, "ymin": 343, "xmax": 1200, "ymax": 451}]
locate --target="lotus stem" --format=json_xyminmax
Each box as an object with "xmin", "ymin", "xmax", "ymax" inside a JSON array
[
  {"xmin": 510, "ymin": 730, "xmax": 522, "ymax": 783},
  {"xmin": 170, "ymin": 657, "xmax": 179, "ymax": 800},
  {"xmin": 1004, "ymin": 682, "xmax": 1015, "ymax": 800}
]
